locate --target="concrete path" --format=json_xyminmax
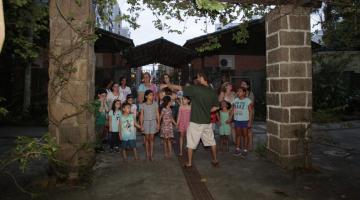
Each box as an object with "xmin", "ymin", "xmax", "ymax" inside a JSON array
[{"xmin": 1, "ymin": 122, "xmax": 360, "ymax": 199}]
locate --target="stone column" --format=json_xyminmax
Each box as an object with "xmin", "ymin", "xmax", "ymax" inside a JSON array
[
  {"xmin": 265, "ymin": 5, "xmax": 312, "ymax": 169},
  {"xmin": 48, "ymin": 0, "xmax": 95, "ymax": 179}
]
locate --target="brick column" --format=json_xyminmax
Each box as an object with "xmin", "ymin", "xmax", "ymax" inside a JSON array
[
  {"xmin": 265, "ymin": 5, "xmax": 312, "ymax": 169},
  {"xmin": 48, "ymin": 0, "xmax": 95, "ymax": 179}
]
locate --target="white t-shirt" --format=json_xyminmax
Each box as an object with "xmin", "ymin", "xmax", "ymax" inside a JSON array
[
  {"xmin": 119, "ymin": 86, "xmax": 132, "ymax": 103},
  {"xmin": 131, "ymin": 104, "xmax": 137, "ymax": 117},
  {"xmin": 106, "ymin": 91, "xmax": 120, "ymax": 107},
  {"xmin": 232, "ymin": 97, "xmax": 252, "ymax": 121}
]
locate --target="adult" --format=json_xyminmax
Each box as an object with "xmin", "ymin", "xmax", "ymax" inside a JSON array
[
  {"xmin": 159, "ymin": 73, "xmax": 172, "ymax": 100},
  {"xmin": 119, "ymin": 77, "xmax": 132, "ymax": 103},
  {"xmin": 240, "ymin": 80, "xmax": 255, "ymax": 150},
  {"xmin": 218, "ymin": 82, "xmax": 236, "ymax": 103},
  {"xmin": 137, "ymin": 72, "xmax": 158, "ymax": 104},
  {"xmin": 165, "ymin": 71, "xmax": 219, "ymax": 167},
  {"xmin": 218, "ymin": 82, "xmax": 236, "ymax": 143},
  {"xmin": 106, "ymin": 82, "xmax": 120, "ymax": 107}
]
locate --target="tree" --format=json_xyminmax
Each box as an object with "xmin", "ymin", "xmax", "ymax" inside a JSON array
[
  {"xmin": 1, "ymin": 0, "xmax": 48, "ymax": 113},
  {"xmin": 321, "ymin": 0, "xmax": 360, "ymax": 50}
]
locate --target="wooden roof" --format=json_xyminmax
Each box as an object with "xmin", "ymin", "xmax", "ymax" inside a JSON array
[
  {"xmin": 95, "ymin": 28, "xmax": 134, "ymax": 53},
  {"xmin": 125, "ymin": 38, "xmax": 197, "ymax": 68},
  {"xmin": 184, "ymin": 19, "xmax": 266, "ymax": 56}
]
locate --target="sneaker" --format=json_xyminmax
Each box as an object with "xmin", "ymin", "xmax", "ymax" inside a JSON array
[
  {"xmin": 233, "ymin": 149, "xmax": 242, "ymax": 156},
  {"xmin": 242, "ymin": 149, "xmax": 248, "ymax": 156}
]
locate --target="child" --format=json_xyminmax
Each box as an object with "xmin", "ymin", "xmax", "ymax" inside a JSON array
[
  {"xmin": 218, "ymin": 100, "xmax": 231, "ymax": 152},
  {"xmin": 231, "ymin": 87, "xmax": 253, "ymax": 157},
  {"xmin": 139, "ymin": 90, "xmax": 160, "ymax": 161},
  {"xmin": 95, "ymin": 89, "xmax": 109, "ymax": 152},
  {"xmin": 210, "ymin": 109, "xmax": 219, "ymax": 135},
  {"xmin": 108, "ymin": 99, "xmax": 122, "ymax": 152},
  {"xmin": 126, "ymin": 94, "xmax": 137, "ymax": 118},
  {"xmin": 119, "ymin": 103, "xmax": 141, "ymax": 161},
  {"xmin": 160, "ymin": 96, "xmax": 177, "ymax": 159},
  {"xmin": 176, "ymin": 96, "xmax": 191, "ymax": 156}
]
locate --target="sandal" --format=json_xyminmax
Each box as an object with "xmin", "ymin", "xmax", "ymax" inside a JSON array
[
  {"xmin": 183, "ymin": 163, "xmax": 192, "ymax": 168},
  {"xmin": 211, "ymin": 161, "xmax": 220, "ymax": 168}
]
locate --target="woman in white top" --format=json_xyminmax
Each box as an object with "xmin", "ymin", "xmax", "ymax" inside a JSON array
[
  {"xmin": 218, "ymin": 82, "xmax": 236, "ymax": 103},
  {"xmin": 107, "ymin": 83, "xmax": 121, "ymax": 107},
  {"xmin": 119, "ymin": 77, "xmax": 132, "ymax": 103}
]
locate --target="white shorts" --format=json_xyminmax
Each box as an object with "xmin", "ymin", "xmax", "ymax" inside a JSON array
[{"xmin": 186, "ymin": 122, "xmax": 216, "ymax": 149}]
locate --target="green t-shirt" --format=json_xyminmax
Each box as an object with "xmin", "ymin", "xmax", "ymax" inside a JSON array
[
  {"xmin": 95, "ymin": 100, "xmax": 107, "ymax": 125},
  {"xmin": 183, "ymin": 85, "xmax": 218, "ymax": 124}
]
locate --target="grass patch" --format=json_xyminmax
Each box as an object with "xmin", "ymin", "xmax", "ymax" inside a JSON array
[{"xmin": 255, "ymin": 142, "xmax": 266, "ymax": 157}]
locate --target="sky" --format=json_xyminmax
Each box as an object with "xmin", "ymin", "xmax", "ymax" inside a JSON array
[
  {"xmin": 118, "ymin": 0, "xmax": 323, "ymax": 46},
  {"xmin": 117, "ymin": 1, "xmax": 323, "ymax": 70}
]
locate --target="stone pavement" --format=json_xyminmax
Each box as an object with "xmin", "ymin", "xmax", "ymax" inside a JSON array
[{"xmin": 1, "ymin": 122, "xmax": 360, "ymax": 199}]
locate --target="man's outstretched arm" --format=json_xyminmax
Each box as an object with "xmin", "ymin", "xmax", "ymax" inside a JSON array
[{"xmin": 161, "ymin": 84, "xmax": 183, "ymax": 91}]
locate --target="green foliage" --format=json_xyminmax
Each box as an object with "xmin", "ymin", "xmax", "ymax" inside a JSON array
[
  {"xmin": 196, "ymin": 36, "xmax": 222, "ymax": 52},
  {"xmin": 195, "ymin": 0, "xmax": 225, "ymax": 11},
  {"xmin": 313, "ymin": 53, "xmax": 351, "ymax": 111},
  {"xmin": 0, "ymin": 97, "xmax": 9, "ymax": 118},
  {"xmin": 321, "ymin": 0, "xmax": 360, "ymax": 50},
  {"xmin": 255, "ymin": 142, "xmax": 266, "ymax": 157},
  {"xmin": 233, "ymin": 23, "xmax": 250, "ymax": 44},
  {"xmin": 95, "ymin": 0, "xmax": 117, "ymax": 27},
  {"xmin": 2, "ymin": 0, "xmax": 48, "ymax": 63},
  {"xmin": 13, "ymin": 133, "xmax": 59, "ymax": 172}
]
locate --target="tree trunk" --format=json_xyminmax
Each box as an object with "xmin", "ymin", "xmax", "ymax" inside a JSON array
[{"xmin": 23, "ymin": 62, "xmax": 31, "ymax": 113}]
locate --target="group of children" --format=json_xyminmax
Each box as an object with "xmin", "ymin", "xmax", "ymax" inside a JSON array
[
  {"xmin": 94, "ymin": 83, "xmax": 253, "ymax": 161},
  {"xmin": 95, "ymin": 88, "xmax": 192, "ymax": 161}
]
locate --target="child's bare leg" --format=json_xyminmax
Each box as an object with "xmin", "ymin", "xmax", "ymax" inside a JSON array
[
  {"xmin": 122, "ymin": 149, "xmax": 127, "ymax": 161},
  {"xmin": 248, "ymin": 128, "xmax": 253, "ymax": 151},
  {"xmin": 149, "ymin": 134, "xmax": 154, "ymax": 160},
  {"xmin": 244, "ymin": 128, "xmax": 249, "ymax": 151},
  {"xmin": 225, "ymin": 136, "xmax": 229, "ymax": 152},
  {"xmin": 163, "ymin": 138, "xmax": 167, "ymax": 158},
  {"xmin": 235, "ymin": 128, "xmax": 241, "ymax": 150},
  {"xmin": 168, "ymin": 138, "xmax": 172, "ymax": 157},
  {"xmin": 133, "ymin": 148, "xmax": 139, "ymax": 160},
  {"xmin": 219, "ymin": 135, "xmax": 224, "ymax": 152},
  {"xmin": 145, "ymin": 135, "xmax": 150, "ymax": 159},
  {"xmin": 179, "ymin": 133, "xmax": 184, "ymax": 156}
]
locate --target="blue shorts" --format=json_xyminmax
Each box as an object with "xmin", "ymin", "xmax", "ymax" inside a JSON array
[
  {"xmin": 121, "ymin": 140, "xmax": 136, "ymax": 149},
  {"xmin": 234, "ymin": 120, "xmax": 248, "ymax": 129}
]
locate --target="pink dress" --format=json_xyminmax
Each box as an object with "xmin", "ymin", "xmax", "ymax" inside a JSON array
[
  {"xmin": 160, "ymin": 108, "xmax": 174, "ymax": 138},
  {"xmin": 177, "ymin": 106, "xmax": 191, "ymax": 133}
]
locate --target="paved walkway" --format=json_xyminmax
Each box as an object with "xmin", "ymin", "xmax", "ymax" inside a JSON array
[{"xmin": 1, "ymin": 122, "xmax": 360, "ymax": 199}]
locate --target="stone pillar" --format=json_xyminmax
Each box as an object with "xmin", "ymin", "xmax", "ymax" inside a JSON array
[
  {"xmin": 48, "ymin": 0, "xmax": 95, "ymax": 179},
  {"xmin": 265, "ymin": 5, "xmax": 312, "ymax": 169}
]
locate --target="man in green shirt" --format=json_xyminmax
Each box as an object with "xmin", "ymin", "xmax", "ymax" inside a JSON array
[{"xmin": 164, "ymin": 71, "xmax": 219, "ymax": 167}]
